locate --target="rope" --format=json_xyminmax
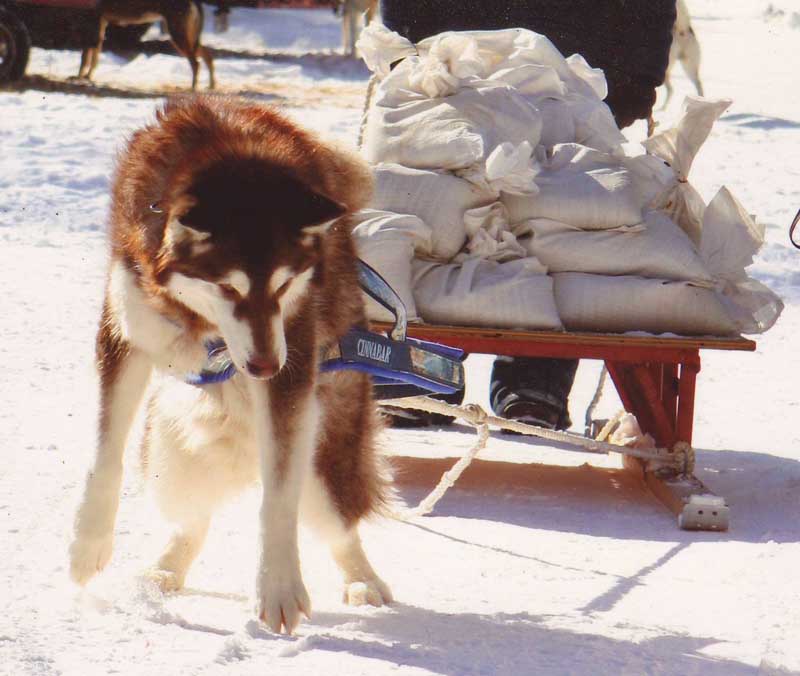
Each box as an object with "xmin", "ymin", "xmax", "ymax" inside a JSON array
[
  {"xmin": 385, "ymin": 396, "xmax": 675, "ymax": 461},
  {"xmin": 356, "ymin": 74, "xmax": 377, "ymax": 150},
  {"xmin": 595, "ymin": 410, "xmax": 627, "ymax": 443},
  {"xmin": 584, "ymin": 364, "xmax": 608, "ymax": 435},
  {"xmin": 386, "ymin": 395, "xmax": 688, "ymax": 521},
  {"xmin": 395, "ymin": 404, "xmax": 490, "ymax": 519}
]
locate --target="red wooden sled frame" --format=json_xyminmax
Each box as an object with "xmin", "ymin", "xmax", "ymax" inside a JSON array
[{"xmin": 374, "ymin": 322, "xmax": 756, "ymax": 530}]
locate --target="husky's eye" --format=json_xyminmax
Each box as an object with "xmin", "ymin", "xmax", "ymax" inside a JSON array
[{"xmin": 275, "ymin": 279, "xmax": 292, "ymax": 298}]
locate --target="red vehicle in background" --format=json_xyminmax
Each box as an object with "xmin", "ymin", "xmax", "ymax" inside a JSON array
[{"xmin": 0, "ymin": 0, "xmax": 334, "ymax": 83}]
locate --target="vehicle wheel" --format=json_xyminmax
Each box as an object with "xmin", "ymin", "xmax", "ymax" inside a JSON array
[
  {"xmin": 104, "ymin": 23, "xmax": 152, "ymax": 51},
  {"xmin": 0, "ymin": 6, "xmax": 31, "ymax": 83}
]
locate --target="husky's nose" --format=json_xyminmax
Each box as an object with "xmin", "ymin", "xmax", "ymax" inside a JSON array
[{"xmin": 245, "ymin": 355, "xmax": 279, "ymax": 379}]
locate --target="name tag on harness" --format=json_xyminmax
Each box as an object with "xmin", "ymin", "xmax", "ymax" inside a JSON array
[{"xmin": 357, "ymin": 338, "xmax": 392, "ymax": 364}]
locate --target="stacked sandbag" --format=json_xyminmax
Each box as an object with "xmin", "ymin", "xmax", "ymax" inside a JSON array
[
  {"xmin": 352, "ymin": 24, "xmax": 783, "ymax": 337},
  {"xmin": 502, "ymin": 144, "xmax": 643, "ymax": 230},
  {"xmin": 412, "ymin": 258, "xmax": 562, "ymax": 330},
  {"xmin": 351, "ymin": 209, "xmax": 431, "ymax": 323},
  {"xmin": 371, "ymin": 163, "xmax": 495, "ymax": 260}
]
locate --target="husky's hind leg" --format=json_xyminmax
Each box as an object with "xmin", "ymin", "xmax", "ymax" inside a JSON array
[
  {"xmin": 140, "ymin": 386, "xmax": 254, "ymax": 592},
  {"xmin": 146, "ymin": 517, "xmax": 210, "ymax": 592},
  {"xmin": 142, "ymin": 421, "xmax": 216, "ymax": 592}
]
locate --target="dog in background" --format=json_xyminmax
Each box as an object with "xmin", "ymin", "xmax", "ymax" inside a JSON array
[
  {"xmin": 334, "ymin": 0, "xmax": 378, "ymax": 57},
  {"xmin": 77, "ymin": 0, "xmax": 215, "ymax": 90},
  {"xmin": 67, "ymin": 96, "xmax": 392, "ymax": 634},
  {"xmin": 663, "ymin": 0, "xmax": 704, "ymax": 105}
]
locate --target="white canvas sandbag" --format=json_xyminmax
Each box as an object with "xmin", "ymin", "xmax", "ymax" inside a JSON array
[
  {"xmin": 717, "ymin": 277, "xmax": 784, "ymax": 336},
  {"xmin": 457, "ymin": 202, "xmax": 528, "ymax": 262},
  {"xmin": 487, "ymin": 63, "xmax": 566, "ymax": 99},
  {"xmin": 357, "ymin": 23, "xmax": 416, "ymax": 79},
  {"xmin": 566, "ymin": 53, "xmax": 608, "ymax": 100},
  {"xmin": 552, "ymin": 273, "xmax": 738, "ymax": 336},
  {"xmin": 361, "ymin": 93, "xmax": 482, "ymax": 170},
  {"xmin": 362, "ymin": 83, "xmax": 543, "ymax": 172},
  {"xmin": 643, "ymin": 96, "xmax": 733, "ymax": 245},
  {"xmin": 400, "ymin": 36, "xmax": 485, "ymax": 97},
  {"xmin": 352, "ymin": 210, "xmax": 432, "ymax": 322},
  {"xmin": 457, "ymin": 141, "xmax": 540, "ymax": 196},
  {"xmin": 371, "ymin": 163, "xmax": 494, "ymax": 260},
  {"xmin": 379, "ymin": 54, "xmax": 463, "ymax": 100},
  {"xmin": 622, "ymin": 150, "xmax": 676, "ymax": 209},
  {"xmin": 534, "ymin": 98, "xmax": 577, "ymax": 148},
  {"xmin": 503, "ymin": 143, "xmax": 643, "ymax": 229},
  {"xmin": 380, "ymin": 32, "xmax": 488, "ymax": 98},
  {"xmin": 700, "ymin": 187, "xmax": 783, "ymax": 333},
  {"xmin": 570, "ymin": 97, "xmax": 627, "ymax": 154},
  {"xmin": 700, "ymin": 186, "xmax": 763, "ymax": 280},
  {"xmin": 377, "ymin": 33, "xmax": 566, "ymax": 100},
  {"xmin": 514, "ymin": 211, "xmax": 714, "ymax": 283},
  {"xmin": 412, "ymin": 257, "xmax": 562, "ymax": 330},
  {"xmin": 415, "ymin": 30, "xmax": 617, "ymax": 149},
  {"xmin": 416, "ymin": 29, "xmax": 580, "ymax": 87},
  {"xmin": 364, "ymin": 26, "xmax": 603, "ymax": 102}
]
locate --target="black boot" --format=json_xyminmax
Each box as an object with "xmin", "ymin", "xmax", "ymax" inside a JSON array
[{"xmin": 490, "ymin": 357, "xmax": 578, "ymax": 431}]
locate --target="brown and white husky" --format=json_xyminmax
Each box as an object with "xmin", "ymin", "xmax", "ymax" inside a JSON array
[{"xmin": 68, "ymin": 96, "xmax": 392, "ymax": 634}]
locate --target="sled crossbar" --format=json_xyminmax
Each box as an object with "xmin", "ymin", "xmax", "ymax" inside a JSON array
[{"xmin": 372, "ymin": 322, "xmax": 756, "ymax": 531}]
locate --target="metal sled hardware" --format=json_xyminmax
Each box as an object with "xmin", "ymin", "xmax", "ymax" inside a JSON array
[{"xmin": 319, "ymin": 260, "xmax": 465, "ymax": 399}]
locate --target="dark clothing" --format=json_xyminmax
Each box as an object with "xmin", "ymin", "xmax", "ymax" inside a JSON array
[
  {"xmin": 490, "ymin": 356, "xmax": 579, "ymax": 430},
  {"xmin": 380, "ymin": 0, "xmax": 676, "ymax": 127}
]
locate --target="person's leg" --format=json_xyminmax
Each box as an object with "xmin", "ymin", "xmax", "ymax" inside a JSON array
[{"xmin": 490, "ymin": 357, "xmax": 578, "ymax": 431}]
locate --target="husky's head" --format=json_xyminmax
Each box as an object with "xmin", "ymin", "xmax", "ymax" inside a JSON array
[{"xmin": 157, "ymin": 157, "xmax": 346, "ymax": 380}]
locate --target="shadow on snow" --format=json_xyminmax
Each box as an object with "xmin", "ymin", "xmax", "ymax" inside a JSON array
[{"xmin": 389, "ymin": 430, "xmax": 800, "ymax": 544}]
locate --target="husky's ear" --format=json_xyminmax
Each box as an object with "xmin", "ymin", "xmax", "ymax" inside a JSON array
[{"xmin": 286, "ymin": 185, "xmax": 347, "ymax": 234}]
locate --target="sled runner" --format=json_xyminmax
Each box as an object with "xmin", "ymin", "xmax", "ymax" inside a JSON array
[{"xmin": 373, "ymin": 321, "xmax": 756, "ymax": 532}]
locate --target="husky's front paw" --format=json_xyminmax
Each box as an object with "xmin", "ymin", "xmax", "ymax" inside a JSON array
[
  {"xmin": 343, "ymin": 577, "xmax": 393, "ymax": 607},
  {"xmin": 256, "ymin": 570, "xmax": 311, "ymax": 635},
  {"xmin": 68, "ymin": 534, "xmax": 113, "ymax": 585}
]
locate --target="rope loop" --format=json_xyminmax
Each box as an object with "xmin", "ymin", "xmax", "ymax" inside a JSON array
[{"xmin": 463, "ymin": 402, "xmax": 488, "ymax": 426}]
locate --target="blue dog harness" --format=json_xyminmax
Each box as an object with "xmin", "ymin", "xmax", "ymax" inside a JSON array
[{"xmin": 183, "ymin": 261, "xmax": 465, "ymax": 399}]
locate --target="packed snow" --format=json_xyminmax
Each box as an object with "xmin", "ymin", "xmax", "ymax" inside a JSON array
[{"xmin": 1, "ymin": 2, "xmax": 799, "ymax": 674}]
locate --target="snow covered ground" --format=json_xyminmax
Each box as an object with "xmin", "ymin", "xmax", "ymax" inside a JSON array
[{"xmin": 1, "ymin": 2, "xmax": 799, "ymax": 674}]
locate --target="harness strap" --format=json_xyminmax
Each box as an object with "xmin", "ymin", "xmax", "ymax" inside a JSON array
[
  {"xmin": 183, "ymin": 339, "xmax": 237, "ymax": 386},
  {"xmin": 185, "ymin": 328, "xmax": 465, "ymax": 396}
]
